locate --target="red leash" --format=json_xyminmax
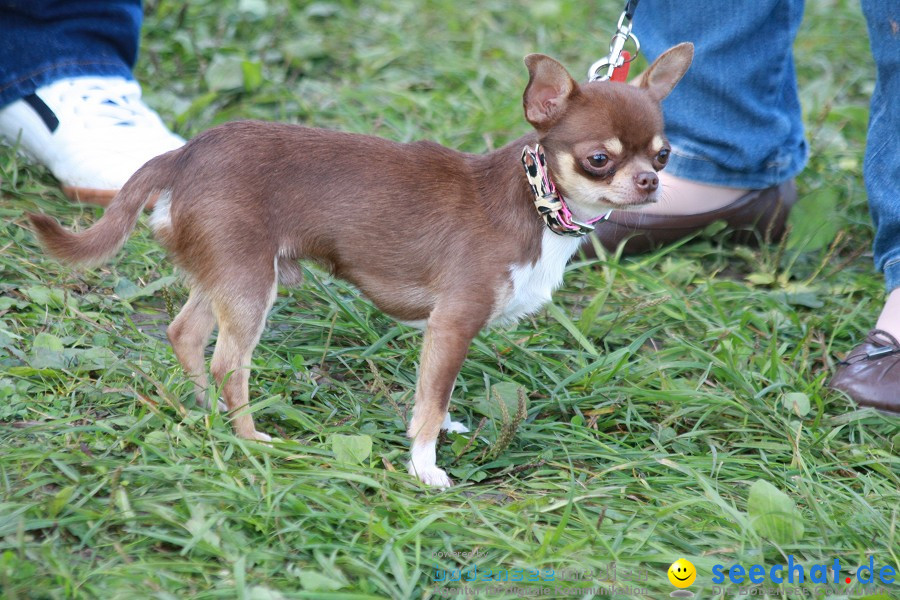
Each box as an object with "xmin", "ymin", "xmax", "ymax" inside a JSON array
[{"xmin": 610, "ymin": 50, "xmax": 631, "ymax": 82}]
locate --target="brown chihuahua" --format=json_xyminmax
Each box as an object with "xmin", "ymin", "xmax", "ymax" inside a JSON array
[{"xmin": 29, "ymin": 43, "xmax": 692, "ymax": 487}]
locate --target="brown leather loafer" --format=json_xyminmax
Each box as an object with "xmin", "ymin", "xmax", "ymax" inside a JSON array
[
  {"xmin": 582, "ymin": 179, "xmax": 797, "ymax": 255},
  {"xmin": 830, "ymin": 330, "xmax": 900, "ymax": 414}
]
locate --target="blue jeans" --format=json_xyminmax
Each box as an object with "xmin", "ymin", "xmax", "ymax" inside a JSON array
[
  {"xmin": 641, "ymin": 0, "xmax": 900, "ymax": 291},
  {"xmin": 862, "ymin": 2, "xmax": 900, "ymax": 292},
  {"xmin": 0, "ymin": 0, "xmax": 141, "ymax": 109}
]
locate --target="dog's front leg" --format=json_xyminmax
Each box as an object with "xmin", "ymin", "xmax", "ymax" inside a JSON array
[{"xmin": 407, "ymin": 303, "xmax": 487, "ymax": 488}]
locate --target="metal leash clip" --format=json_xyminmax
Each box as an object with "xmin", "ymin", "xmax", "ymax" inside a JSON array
[{"xmin": 587, "ymin": 5, "xmax": 641, "ymax": 82}]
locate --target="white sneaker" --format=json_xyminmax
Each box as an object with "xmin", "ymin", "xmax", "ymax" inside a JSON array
[{"xmin": 0, "ymin": 76, "xmax": 185, "ymax": 205}]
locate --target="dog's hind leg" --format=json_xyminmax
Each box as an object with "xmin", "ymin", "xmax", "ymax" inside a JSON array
[
  {"xmin": 208, "ymin": 264, "xmax": 278, "ymax": 442},
  {"xmin": 407, "ymin": 300, "xmax": 489, "ymax": 488},
  {"xmin": 167, "ymin": 289, "xmax": 218, "ymax": 409}
]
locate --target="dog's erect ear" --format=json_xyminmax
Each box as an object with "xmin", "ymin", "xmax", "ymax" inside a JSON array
[
  {"xmin": 523, "ymin": 54, "xmax": 578, "ymax": 129},
  {"xmin": 632, "ymin": 42, "xmax": 694, "ymax": 102}
]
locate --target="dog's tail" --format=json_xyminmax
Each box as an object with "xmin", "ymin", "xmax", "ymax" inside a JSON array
[{"xmin": 28, "ymin": 150, "xmax": 178, "ymax": 266}]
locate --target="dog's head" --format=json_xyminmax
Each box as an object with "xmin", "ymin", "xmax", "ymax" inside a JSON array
[{"xmin": 522, "ymin": 43, "xmax": 693, "ymax": 214}]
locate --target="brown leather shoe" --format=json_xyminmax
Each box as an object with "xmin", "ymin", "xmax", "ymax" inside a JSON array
[
  {"xmin": 582, "ymin": 179, "xmax": 797, "ymax": 255},
  {"xmin": 830, "ymin": 330, "xmax": 900, "ymax": 414}
]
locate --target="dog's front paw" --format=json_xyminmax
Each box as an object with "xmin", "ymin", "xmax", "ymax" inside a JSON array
[
  {"xmin": 441, "ymin": 413, "xmax": 470, "ymax": 434},
  {"xmin": 408, "ymin": 461, "xmax": 452, "ymax": 489},
  {"xmin": 443, "ymin": 421, "xmax": 470, "ymax": 434}
]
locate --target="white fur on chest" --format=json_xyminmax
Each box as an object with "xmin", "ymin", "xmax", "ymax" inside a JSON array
[{"xmin": 494, "ymin": 229, "xmax": 582, "ymax": 326}]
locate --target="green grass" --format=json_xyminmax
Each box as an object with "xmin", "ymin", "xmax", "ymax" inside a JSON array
[{"xmin": 2, "ymin": 0, "xmax": 898, "ymax": 598}]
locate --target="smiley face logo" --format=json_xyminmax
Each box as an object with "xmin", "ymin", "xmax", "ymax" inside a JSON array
[{"xmin": 668, "ymin": 558, "xmax": 696, "ymax": 588}]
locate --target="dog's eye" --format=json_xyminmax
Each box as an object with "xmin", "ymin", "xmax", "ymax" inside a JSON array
[
  {"xmin": 656, "ymin": 148, "xmax": 670, "ymax": 165},
  {"xmin": 587, "ymin": 153, "xmax": 609, "ymax": 168}
]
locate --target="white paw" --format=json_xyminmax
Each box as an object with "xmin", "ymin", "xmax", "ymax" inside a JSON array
[
  {"xmin": 443, "ymin": 421, "xmax": 470, "ymax": 434},
  {"xmin": 441, "ymin": 413, "xmax": 469, "ymax": 433},
  {"xmin": 251, "ymin": 430, "xmax": 272, "ymax": 443},
  {"xmin": 407, "ymin": 461, "xmax": 452, "ymax": 489},
  {"xmin": 408, "ymin": 439, "xmax": 452, "ymax": 488}
]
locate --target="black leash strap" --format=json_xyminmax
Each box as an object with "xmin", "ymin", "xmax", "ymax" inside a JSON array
[{"xmin": 624, "ymin": 0, "xmax": 639, "ymax": 20}]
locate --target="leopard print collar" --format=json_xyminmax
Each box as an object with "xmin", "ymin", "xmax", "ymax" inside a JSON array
[{"xmin": 521, "ymin": 144, "xmax": 611, "ymax": 237}]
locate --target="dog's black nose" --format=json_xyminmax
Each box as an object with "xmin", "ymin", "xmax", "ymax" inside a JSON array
[{"xmin": 634, "ymin": 171, "xmax": 659, "ymax": 192}]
